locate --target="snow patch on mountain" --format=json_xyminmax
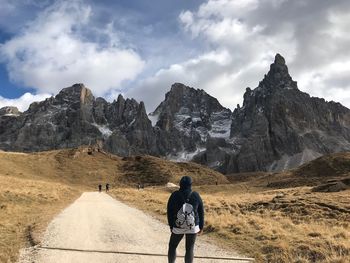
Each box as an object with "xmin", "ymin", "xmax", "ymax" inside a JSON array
[
  {"xmin": 148, "ymin": 113, "xmax": 159, "ymax": 126},
  {"xmin": 209, "ymin": 118, "xmax": 231, "ymax": 139},
  {"xmin": 3, "ymin": 113, "xmax": 19, "ymax": 117},
  {"xmin": 168, "ymin": 147, "xmax": 206, "ymax": 162},
  {"xmin": 208, "ymin": 160, "xmax": 224, "ymax": 168},
  {"xmin": 173, "ymin": 113, "xmax": 209, "ymax": 142},
  {"xmin": 92, "ymin": 123, "xmax": 113, "ymax": 137},
  {"xmin": 207, "ymin": 110, "xmax": 232, "ymax": 139},
  {"xmin": 128, "ymin": 119, "xmax": 136, "ymax": 127}
]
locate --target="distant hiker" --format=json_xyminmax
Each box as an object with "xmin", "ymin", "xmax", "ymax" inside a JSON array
[
  {"xmin": 98, "ymin": 184, "xmax": 102, "ymax": 192},
  {"xmin": 106, "ymin": 183, "xmax": 110, "ymax": 192},
  {"xmin": 216, "ymin": 180, "xmax": 218, "ymax": 186},
  {"xmin": 167, "ymin": 176, "xmax": 204, "ymax": 263},
  {"xmin": 138, "ymin": 183, "xmax": 141, "ymax": 190}
]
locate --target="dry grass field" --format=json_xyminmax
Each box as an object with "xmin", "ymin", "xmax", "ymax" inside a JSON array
[
  {"xmin": 1, "ymin": 148, "xmax": 350, "ymax": 262},
  {"xmin": 111, "ymin": 186, "xmax": 350, "ymax": 263},
  {"xmin": 120, "ymin": 155, "xmax": 228, "ymax": 186},
  {"xmin": 110, "ymin": 154, "xmax": 350, "ymax": 263},
  {"xmin": 0, "ymin": 174, "xmax": 81, "ymax": 263},
  {"xmin": 0, "ymin": 147, "xmax": 226, "ymax": 262},
  {"xmin": 0, "ymin": 147, "xmax": 227, "ymax": 187}
]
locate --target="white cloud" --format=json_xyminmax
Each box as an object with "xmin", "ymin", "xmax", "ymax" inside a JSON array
[
  {"xmin": 0, "ymin": 92, "xmax": 51, "ymax": 112},
  {"xmin": 197, "ymin": 0, "xmax": 259, "ymax": 18},
  {"xmin": 0, "ymin": 0, "xmax": 145, "ymax": 97},
  {"xmin": 126, "ymin": 49, "xmax": 254, "ymax": 112},
  {"xmin": 298, "ymin": 60, "xmax": 350, "ymax": 106},
  {"xmin": 128, "ymin": 0, "xmax": 350, "ymax": 112},
  {"xmin": 2, "ymin": 0, "xmax": 350, "ymax": 113},
  {"xmin": 130, "ymin": 0, "xmax": 296, "ymax": 111}
]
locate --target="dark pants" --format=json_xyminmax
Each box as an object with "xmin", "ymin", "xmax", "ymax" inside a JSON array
[{"xmin": 168, "ymin": 233, "xmax": 197, "ymax": 263}]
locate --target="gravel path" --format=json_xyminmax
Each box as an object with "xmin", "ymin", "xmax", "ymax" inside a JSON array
[{"xmin": 18, "ymin": 192, "xmax": 248, "ymax": 263}]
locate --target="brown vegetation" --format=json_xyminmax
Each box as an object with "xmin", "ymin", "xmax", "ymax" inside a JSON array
[
  {"xmin": 110, "ymin": 153, "xmax": 350, "ymax": 263},
  {"xmin": 120, "ymin": 155, "xmax": 228, "ymax": 186},
  {"xmin": 0, "ymin": 174, "xmax": 80, "ymax": 262},
  {"xmin": 2, "ymin": 148, "xmax": 350, "ymax": 262},
  {"xmin": 111, "ymin": 185, "xmax": 350, "ymax": 263},
  {"xmin": 0, "ymin": 147, "xmax": 225, "ymax": 262}
]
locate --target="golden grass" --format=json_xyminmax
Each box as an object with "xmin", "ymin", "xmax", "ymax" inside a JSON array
[
  {"xmin": 110, "ymin": 185, "xmax": 350, "ymax": 263},
  {"xmin": 0, "ymin": 147, "xmax": 225, "ymax": 262},
  {"xmin": 0, "ymin": 147, "xmax": 227, "ymax": 188},
  {"xmin": 120, "ymin": 155, "xmax": 228, "ymax": 186},
  {"xmin": 0, "ymin": 149, "xmax": 121, "ymax": 187},
  {"xmin": 0, "ymin": 175, "xmax": 81, "ymax": 263},
  {"xmin": 2, "ymin": 147, "xmax": 350, "ymax": 262}
]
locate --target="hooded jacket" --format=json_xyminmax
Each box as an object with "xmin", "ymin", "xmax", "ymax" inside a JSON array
[{"xmin": 167, "ymin": 177, "xmax": 204, "ymax": 232}]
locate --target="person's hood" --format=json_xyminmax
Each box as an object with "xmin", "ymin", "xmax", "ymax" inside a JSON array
[{"xmin": 179, "ymin": 176, "xmax": 192, "ymax": 190}]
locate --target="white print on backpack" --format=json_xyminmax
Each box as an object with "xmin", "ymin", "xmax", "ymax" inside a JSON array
[{"xmin": 175, "ymin": 201, "xmax": 195, "ymax": 230}]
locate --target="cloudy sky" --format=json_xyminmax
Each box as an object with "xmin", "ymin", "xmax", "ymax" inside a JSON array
[{"xmin": 0, "ymin": 0, "xmax": 349, "ymax": 112}]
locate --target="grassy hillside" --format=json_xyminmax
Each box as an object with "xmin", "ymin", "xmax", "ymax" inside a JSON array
[
  {"xmin": 0, "ymin": 147, "xmax": 227, "ymax": 262},
  {"xmin": 111, "ymin": 153, "xmax": 350, "ymax": 263},
  {"xmin": 111, "ymin": 185, "xmax": 350, "ymax": 262},
  {"xmin": 120, "ymin": 155, "xmax": 227, "ymax": 186},
  {"xmin": 0, "ymin": 147, "xmax": 228, "ymax": 188},
  {"xmin": 0, "ymin": 175, "xmax": 80, "ymax": 262},
  {"xmin": 2, "ymin": 148, "xmax": 350, "ymax": 262},
  {"xmin": 294, "ymin": 152, "xmax": 350, "ymax": 177},
  {"xmin": 226, "ymin": 153, "xmax": 350, "ymax": 190}
]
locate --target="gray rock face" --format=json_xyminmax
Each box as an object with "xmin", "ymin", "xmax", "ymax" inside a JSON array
[
  {"xmin": 150, "ymin": 83, "xmax": 232, "ymax": 159},
  {"xmin": 220, "ymin": 54, "xmax": 350, "ymax": 173},
  {"xmin": 0, "ymin": 106, "xmax": 21, "ymax": 116},
  {"xmin": 0, "ymin": 83, "xmax": 157, "ymax": 155},
  {"xmin": 0, "ymin": 107, "xmax": 22, "ymax": 147}
]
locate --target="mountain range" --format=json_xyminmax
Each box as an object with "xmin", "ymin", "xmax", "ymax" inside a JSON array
[{"xmin": 1, "ymin": 54, "xmax": 350, "ymax": 173}]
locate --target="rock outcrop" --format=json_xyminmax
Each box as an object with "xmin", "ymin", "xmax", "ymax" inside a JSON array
[
  {"xmin": 0, "ymin": 84, "xmax": 157, "ymax": 155},
  {"xmin": 150, "ymin": 83, "xmax": 232, "ymax": 160},
  {"xmin": 0, "ymin": 106, "xmax": 21, "ymax": 116},
  {"xmin": 194, "ymin": 54, "xmax": 350, "ymax": 173}
]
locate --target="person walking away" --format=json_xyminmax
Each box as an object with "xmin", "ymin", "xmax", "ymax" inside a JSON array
[
  {"xmin": 98, "ymin": 184, "xmax": 102, "ymax": 192},
  {"xmin": 106, "ymin": 183, "xmax": 110, "ymax": 192},
  {"xmin": 167, "ymin": 176, "xmax": 204, "ymax": 263}
]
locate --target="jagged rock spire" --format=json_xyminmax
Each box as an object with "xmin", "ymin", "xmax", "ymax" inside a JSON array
[
  {"xmin": 259, "ymin": 53, "xmax": 298, "ymax": 90},
  {"xmin": 274, "ymin": 53, "xmax": 285, "ymax": 65}
]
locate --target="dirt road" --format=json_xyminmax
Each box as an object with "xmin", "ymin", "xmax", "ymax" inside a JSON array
[{"xmin": 18, "ymin": 192, "xmax": 247, "ymax": 262}]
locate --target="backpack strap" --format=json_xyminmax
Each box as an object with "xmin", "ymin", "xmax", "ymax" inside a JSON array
[
  {"xmin": 182, "ymin": 191, "xmax": 193, "ymax": 214},
  {"xmin": 181, "ymin": 191, "xmax": 192, "ymax": 203}
]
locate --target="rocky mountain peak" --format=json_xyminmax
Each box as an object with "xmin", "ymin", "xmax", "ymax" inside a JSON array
[
  {"xmin": 130, "ymin": 101, "xmax": 152, "ymax": 131},
  {"xmin": 274, "ymin": 53, "xmax": 285, "ymax": 65},
  {"xmin": 56, "ymin": 83, "xmax": 94, "ymax": 105},
  {"xmin": 259, "ymin": 53, "xmax": 298, "ymax": 91},
  {"xmin": 228, "ymin": 54, "xmax": 350, "ymax": 173},
  {"xmin": 159, "ymin": 83, "xmax": 195, "ymax": 114},
  {"xmin": 170, "ymin": 82, "xmax": 187, "ymax": 93},
  {"xmin": 2, "ymin": 54, "xmax": 350, "ymax": 175},
  {"xmin": 116, "ymin": 94, "xmax": 125, "ymax": 105},
  {"xmin": 150, "ymin": 83, "xmax": 232, "ymax": 159},
  {"xmin": 137, "ymin": 101, "xmax": 147, "ymax": 118},
  {"xmin": 155, "ymin": 83, "xmax": 226, "ymax": 116}
]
